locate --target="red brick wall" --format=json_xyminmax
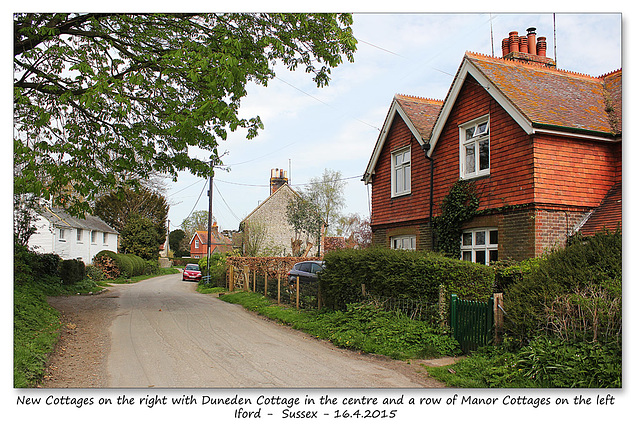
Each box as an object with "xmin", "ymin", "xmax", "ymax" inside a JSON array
[
  {"xmin": 370, "ymin": 114, "xmax": 431, "ymax": 227},
  {"xmin": 534, "ymin": 208, "xmax": 588, "ymax": 256},
  {"xmin": 431, "ymin": 75, "xmax": 535, "ymax": 215},
  {"xmin": 533, "ymin": 135, "xmax": 620, "ymax": 208}
]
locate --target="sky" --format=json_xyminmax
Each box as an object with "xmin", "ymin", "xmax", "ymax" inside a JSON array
[{"xmin": 164, "ymin": 12, "xmax": 623, "ymax": 234}]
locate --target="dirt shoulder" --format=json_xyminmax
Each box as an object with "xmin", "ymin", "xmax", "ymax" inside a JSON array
[{"xmin": 42, "ymin": 287, "xmax": 121, "ymax": 388}]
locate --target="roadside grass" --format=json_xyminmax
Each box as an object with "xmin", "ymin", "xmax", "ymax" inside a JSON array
[
  {"xmin": 424, "ymin": 337, "xmax": 622, "ymax": 388},
  {"xmin": 196, "ymin": 285, "xmax": 228, "ymax": 294},
  {"xmin": 218, "ymin": 291, "xmax": 461, "ymax": 360},
  {"xmin": 14, "ymin": 266, "xmax": 180, "ymax": 388}
]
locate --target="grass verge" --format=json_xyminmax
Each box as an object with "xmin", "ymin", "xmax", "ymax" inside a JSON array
[
  {"xmin": 219, "ymin": 291, "xmax": 461, "ymax": 360},
  {"xmin": 424, "ymin": 337, "xmax": 622, "ymax": 388}
]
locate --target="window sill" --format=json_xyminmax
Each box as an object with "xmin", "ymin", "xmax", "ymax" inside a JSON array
[{"xmin": 391, "ymin": 191, "xmax": 411, "ymax": 199}]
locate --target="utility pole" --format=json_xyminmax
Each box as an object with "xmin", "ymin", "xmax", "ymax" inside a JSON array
[{"xmin": 206, "ymin": 160, "xmax": 214, "ymax": 285}]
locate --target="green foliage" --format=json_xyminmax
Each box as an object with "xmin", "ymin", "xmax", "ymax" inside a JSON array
[
  {"xmin": 493, "ymin": 257, "xmax": 542, "ymax": 293},
  {"xmin": 504, "ymin": 230, "xmax": 622, "ymax": 343},
  {"xmin": 169, "ymin": 229, "xmax": 189, "ymax": 257},
  {"xmin": 94, "ymin": 187, "xmax": 168, "ymax": 243},
  {"xmin": 432, "ymin": 180, "xmax": 479, "ymax": 258},
  {"xmin": 85, "ymin": 264, "xmax": 105, "ymax": 281},
  {"xmin": 93, "ymin": 250, "xmax": 146, "ymax": 278},
  {"xmin": 14, "ymin": 286, "xmax": 60, "ymax": 388},
  {"xmin": 219, "ymin": 292, "xmax": 460, "ymax": 360},
  {"xmin": 59, "ymin": 259, "xmax": 86, "ymax": 287},
  {"xmin": 198, "ymin": 252, "xmax": 228, "ymax": 288},
  {"xmin": 14, "ymin": 242, "xmax": 61, "ymax": 285},
  {"xmin": 426, "ymin": 336, "xmax": 621, "ymax": 388},
  {"xmin": 319, "ymin": 247, "xmax": 494, "ymax": 312},
  {"xmin": 14, "ymin": 13, "xmax": 356, "ymax": 216},
  {"xmin": 119, "ymin": 214, "xmax": 161, "ymax": 260}
]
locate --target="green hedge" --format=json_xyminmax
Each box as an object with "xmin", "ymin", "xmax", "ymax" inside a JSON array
[
  {"xmin": 319, "ymin": 247, "xmax": 494, "ymax": 311},
  {"xmin": 59, "ymin": 259, "xmax": 85, "ymax": 286},
  {"xmin": 504, "ymin": 230, "xmax": 622, "ymax": 344},
  {"xmin": 93, "ymin": 250, "xmax": 147, "ymax": 279}
]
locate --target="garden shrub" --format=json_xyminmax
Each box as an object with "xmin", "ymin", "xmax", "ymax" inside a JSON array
[
  {"xmin": 320, "ymin": 247, "xmax": 494, "ymax": 312},
  {"xmin": 85, "ymin": 264, "xmax": 105, "ymax": 281},
  {"xmin": 59, "ymin": 259, "xmax": 85, "ymax": 286},
  {"xmin": 199, "ymin": 253, "xmax": 228, "ymax": 288},
  {"xmin": 144, "ymin": 259, "xmax": 160, "ymax": 275},
  {"xmin": 504, "ymin": 230, "xmax": 622, "ymax": 344},
  {"xmin": 93, "ymin": 250, "xmax": 121, "ymax": 279}
]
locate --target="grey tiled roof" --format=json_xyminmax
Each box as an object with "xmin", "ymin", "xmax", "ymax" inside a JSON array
[{"xmin": 39, "ymin": 206, "xmax": 119, "ymax": 234}]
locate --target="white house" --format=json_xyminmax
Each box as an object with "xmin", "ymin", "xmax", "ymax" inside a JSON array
[{"xmin": 28, "ymin": 206, "xmax": 119, "ymax": 263}]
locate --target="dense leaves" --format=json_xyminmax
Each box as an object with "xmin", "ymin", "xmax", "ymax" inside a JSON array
[
  {"xmin": 319, "ymin": 247, "xmax": 494, "ymax": 312},
  {"xmin": 432, "ymin": 180, "xmax": 479, "ymax": 258},
  {"xmin": 119, "ymin": 214, "xmax": 162, "ymax": 260},
  {"xmin": 14, "ymin": 13, "xmax": 357, "ymax": 216},
  {"xmin": 94, "ymin": 186, "xmax": 168, "ymax": 250},
  {"xmin": 504, "ymin": 230, "xmax": 622, "ymax": 344}
]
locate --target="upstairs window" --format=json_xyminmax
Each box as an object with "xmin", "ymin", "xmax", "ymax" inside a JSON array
[
  {"xmin": 460, "ymin": 116, "xmax": 490, "ymax": 179},
  {"xmin": 391, "ymin": 147, "xmax": 411, "ymax": 197},
  {"xmin": 461, "ymin": 228, "xmax": 498, "ymax": 265},
  {"xmin": 76, "ymin": 229, "xmax": 83, "ymax": 242}
]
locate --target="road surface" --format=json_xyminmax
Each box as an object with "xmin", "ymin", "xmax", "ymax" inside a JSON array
[{"xmin": 106, "ymin": 274, "xmax": 439, "ymax": 388}]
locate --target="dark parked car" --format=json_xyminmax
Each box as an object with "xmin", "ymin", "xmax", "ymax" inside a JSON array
[
  {"xmin": 182, "ymin": 263, "xmax": 202, "ymax": 282},
  {"xmin": 287, "ymin": 261, "xmax": 325, "ymax": 285}
]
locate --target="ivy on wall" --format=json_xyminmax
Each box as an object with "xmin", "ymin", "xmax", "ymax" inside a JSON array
[{"xmin": 433, "ymin": 180, "xmax": 479, "ymax": 258}]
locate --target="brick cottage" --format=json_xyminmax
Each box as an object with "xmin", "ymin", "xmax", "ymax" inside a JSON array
[{"xmin": 363, "ymin": 27, "xmax": 621, "ymax": 262}]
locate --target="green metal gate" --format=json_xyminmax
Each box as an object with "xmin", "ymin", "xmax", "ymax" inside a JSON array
[{"xmin": 450, "ymin": 294, "xmax": 494, "ymax": 353}]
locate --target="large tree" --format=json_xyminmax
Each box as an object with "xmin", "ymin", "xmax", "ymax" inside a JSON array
[
  {"xmin": 93, "ymin": 186, "xmax": 168, "ymax": 245},
  {"xmin": 13, "ymin": 13, "xmax": 357, "ymax": 216},
  {"xmin": 180, "ymin": 210, "xmax": 213, "ymax": 240},
  {"xmin": 302, "ymin": 168, "xmax": 346, "ymax": 235}
]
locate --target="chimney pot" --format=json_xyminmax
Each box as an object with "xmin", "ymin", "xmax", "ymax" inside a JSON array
[
  {"xmin": 509, "ymin": 31, "xmax": 519, "ymax": 53},
  {"xmin": 527, "ymin": 28, "xmax": 537, "ymax": 55},
  {"xmin": 501, "ymin": 38, "xmax": 510, "ymax": 57},
  {"xmin": 519, "ymin": 36, "xmax": 528, "ymax": 53},
  {"xmin": 536, "ymin": 36, "xmax": 547, "ymax": 57}
]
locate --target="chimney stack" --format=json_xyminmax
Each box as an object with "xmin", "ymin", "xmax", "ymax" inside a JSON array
[
  {"xmin": 500, "ymin": 27, "xmax": 555, "ymax": 68},
  {"xmin": 270, "ymin": 168, "xmax": 289, "ymax": 195}
]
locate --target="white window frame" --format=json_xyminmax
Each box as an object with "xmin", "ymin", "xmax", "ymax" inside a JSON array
[
  {"xmin": 103, "ymin": 233, "xmax": 108, "ymax": 245},
  {"xmin": 91, "ymin": 230, "xmax": 97, "ymax": 244},
  {"xmin": 76, "ymin": 228, "xmax": 83, "ymax": 243},
  {"xmin": 391, "ymin": 235, "xmax": 416, "ymax": 251},
  {"xmin": 459, "ymin": 115, "xmax": 490, "ymax": 179},
  {"xmin": 195, "ymin": 239, "xmax": 200, "ymax": 249},
  {"xmin": 391, "ymin": 146, "xmax": 411, "ymax": 197},
  {"xmin": 461, "ymin": 228, "xmax": 498, "ymax": 265},
  {"xmin": 59, "ymin": 229, "xmax": 66, "ymax": 241}
]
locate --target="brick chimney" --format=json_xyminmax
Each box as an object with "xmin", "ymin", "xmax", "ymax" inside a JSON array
[
  {"xmin": 270, "ymin": 168, "xmax": 288, "ymax": 194},
  {"xmin": 501, "ymin": 27, "xmax": 555, "ymax": 68}
]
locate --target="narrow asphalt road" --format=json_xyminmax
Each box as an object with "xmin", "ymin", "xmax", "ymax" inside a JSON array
[{"xmin": 107, "ymin": 274, "xmax": 439, "ymax": 388}]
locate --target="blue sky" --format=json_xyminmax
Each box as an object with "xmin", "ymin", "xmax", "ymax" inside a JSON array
[{"xmin": 166, "ymin": 12, "xmax": 623, "ymax": 233}]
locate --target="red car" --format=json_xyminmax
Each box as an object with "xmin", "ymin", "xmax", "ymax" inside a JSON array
[{"xmin": 182, "ymin": 264, "xmax": 202, "ymax": 282}]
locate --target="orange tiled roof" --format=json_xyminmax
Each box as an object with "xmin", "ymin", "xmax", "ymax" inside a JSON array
[
  {"xmin": 465, "ymin": 52, "xmax": 621, "ymax": 136},
  {"xmin": 578, "ymin": 182, "xmax": 622, "ymax": 236},
  {"xmin": 394, "ymin": 94, "xmax": 443, "ymax": 140},
  {"xmin": 195, "ymin": 230, "xmax": 232, "ymax": 246}
]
